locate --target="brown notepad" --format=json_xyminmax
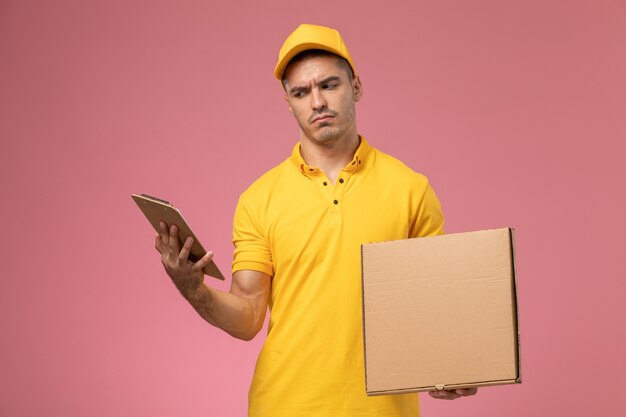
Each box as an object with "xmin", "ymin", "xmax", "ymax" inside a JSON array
[{"xmin": 132, "ymin": 194, "xmax": 225, "ymax": 280}]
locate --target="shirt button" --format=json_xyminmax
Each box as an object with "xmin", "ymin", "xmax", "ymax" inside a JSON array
[
  {"xmin": 339, "ymin": 178, "xmax": 344, "ymax": 184},
  {"xmin": 333, "ymin": 199, "xmax": 339, "ymax": 205},
  {"xmin": 323, "ymin": 182, "xmax": 328, "ymax": 186}
]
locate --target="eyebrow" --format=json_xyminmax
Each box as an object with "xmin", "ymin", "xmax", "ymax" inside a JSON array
[
  {"xmin": 289, "ymin": 76, "xmax": 343, "ymax": 94},
  {"xmin": 318, "ymin": 76, "xmax": 341, "ymax": 85}
]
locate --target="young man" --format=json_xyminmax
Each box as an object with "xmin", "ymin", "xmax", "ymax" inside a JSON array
[{"xmin": 155, "ymin": 24, "xmax": 476, "ymax": 416}]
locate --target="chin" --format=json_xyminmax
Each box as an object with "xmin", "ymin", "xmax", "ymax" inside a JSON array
[
  {"xmin": 312, "ymin": 134, "xmax": 340, "ymax": 146},
  {"xmin": 311, "ymin": 128, "xmax": 344, "ymax": 145}
]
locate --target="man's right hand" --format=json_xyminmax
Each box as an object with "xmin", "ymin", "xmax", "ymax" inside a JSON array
[
  {"xmin": 153, "ymin": 221, "xmax": 271, "ymax": 340},
  {"xmin": 154, "ymin": 221, "xmax": 214, "ymax": 299}
]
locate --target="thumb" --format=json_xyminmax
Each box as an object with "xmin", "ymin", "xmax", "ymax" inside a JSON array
[{"xmin": 192, "ymin": 251, "xmax": 214, "ymax": 272}]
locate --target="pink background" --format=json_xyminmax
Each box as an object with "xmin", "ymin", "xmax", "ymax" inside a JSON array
[{"xmin": 1, "ymin": 0, "xmax": 625, "ymax": 416}]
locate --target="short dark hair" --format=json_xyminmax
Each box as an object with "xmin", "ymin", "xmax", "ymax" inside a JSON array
[{"xmin": 281, "ymin": 49, "xmax": 354, "ymax": 89}]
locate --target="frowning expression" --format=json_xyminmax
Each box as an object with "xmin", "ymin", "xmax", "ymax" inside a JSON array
[{"xmin": 283, "ymin": 55, "xmax": 362, "ymax": 146}]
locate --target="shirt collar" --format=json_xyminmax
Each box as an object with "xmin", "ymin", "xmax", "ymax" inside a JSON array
[{"xmin": 290, "ymin": 135, "xmax": 373, "ymax": 177}]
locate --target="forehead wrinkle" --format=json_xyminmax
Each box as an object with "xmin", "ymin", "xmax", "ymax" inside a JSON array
[
  {"xmin": 290, "ymin": 75, "xmax": 341, "ymax": 92},
  {"xmin": 284, "ymin": 56, "xmax": 346, "ymax": 91}
]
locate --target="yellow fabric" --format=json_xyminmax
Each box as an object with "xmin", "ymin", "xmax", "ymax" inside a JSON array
[
  {"xmin": 274, "ymin": 23, "xmax": 356, "ymax": 80},
  {"xmin": 232, "ymin": 137, "xmax": 444, "ymax": 417}
]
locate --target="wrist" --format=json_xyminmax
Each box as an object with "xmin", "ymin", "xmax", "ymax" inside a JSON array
[{"xmin": 184, "ymin": 282, "xmax": 211, "ymax": 306}]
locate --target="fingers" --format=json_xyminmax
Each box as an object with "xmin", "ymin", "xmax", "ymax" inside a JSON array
[
  {"xmin": 178, "ymin": 236, "xmax": 193, "ymax": 263},
  {"xmin": 155, "ymin": 221, "xmax": 209, "ymax": 284},
  {"xmin": 155, "ymin": 233, "xmax": 162, "ymax": 252},
  {"xmin": 428, "ymin": 387, "xmax": 477, "ymax": 400},
  {"xmin": 156, "ymin": 222, "xmax": 184, "ymax": 269},
  {"xmin": 192, "ymin": 251, "xmax": 214, "ymax": 273},
  {"xmin": 168, "ymin": 224, "xmax": 180, "ymax": 253},
  {"xmin": 429, "ymin": 390, "xmax": 460, "ymax": 400},
  {"xmin": 159, "ymin": 221, "xmax": 169, "ymax": 244},
  {"xmin": 455, "ymin": 387, "xmax": 478, "ymax": 396}
]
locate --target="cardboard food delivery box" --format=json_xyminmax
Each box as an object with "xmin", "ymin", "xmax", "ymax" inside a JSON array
[{"xmin": 361, "ymin": 228, "xmax": 521, "ymax": 395}]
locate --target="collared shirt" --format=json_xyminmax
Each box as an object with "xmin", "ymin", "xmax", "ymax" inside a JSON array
[{"xmin": 233, "ymin": 136, "xmax": 444, "ymax": 417}]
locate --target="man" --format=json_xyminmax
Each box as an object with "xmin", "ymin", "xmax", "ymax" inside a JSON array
[{"xmin": 155, "ymin": 24, "xmax": 477, "ymax": 416}]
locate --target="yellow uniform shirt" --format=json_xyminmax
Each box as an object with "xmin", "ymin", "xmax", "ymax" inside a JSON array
[{"xmin": 233, "ymin": 137, "xmax": 444, "ymax": 417}]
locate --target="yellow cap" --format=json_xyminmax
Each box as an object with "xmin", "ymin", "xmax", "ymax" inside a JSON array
[{"xmin": 274, "ymin": 24, "xmax": 356, "ymax": 80}]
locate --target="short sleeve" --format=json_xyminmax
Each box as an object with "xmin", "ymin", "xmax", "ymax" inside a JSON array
[
  {"xmin": 232, "ymin": 194, "xmax": 274, "ymax": 276},
  {"xmin": 409, "ymin": 180, "xmax": 445, "ymax": 238}
]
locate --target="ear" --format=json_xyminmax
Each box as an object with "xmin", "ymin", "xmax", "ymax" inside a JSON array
[
  {"xmin": 284, "ymin": 94, "xmax": 294, "ymax": 114},
  {"xmin": 352, "ymin": 76, "xmax": 363, "ymax": 102}
]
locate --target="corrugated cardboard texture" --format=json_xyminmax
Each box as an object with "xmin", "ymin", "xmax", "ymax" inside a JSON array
[{"xmin": 361, "ymin": 228, "xmax": 520, "ymax": 395}]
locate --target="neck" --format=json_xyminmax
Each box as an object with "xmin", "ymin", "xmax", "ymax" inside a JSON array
[{"xmin": 300, "ymin": 132, "xmax": 360, "ymax": 184}]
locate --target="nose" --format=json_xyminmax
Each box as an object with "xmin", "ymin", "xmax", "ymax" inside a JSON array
[{"xmin": 310, "ymin": 86, "xmax": 327, "ymax": 111}]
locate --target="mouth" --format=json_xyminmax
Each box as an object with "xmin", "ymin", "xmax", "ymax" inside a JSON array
[{"xmin": 311, "ymin": 114, "xmax": 335, "ymax": 124}]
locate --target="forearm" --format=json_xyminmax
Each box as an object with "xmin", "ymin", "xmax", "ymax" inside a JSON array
[
  {"xmin": 155, "ymin": 224, "xmax": 269, "ymax": 340},
  {"xmin": 185, "ymin": 284, "xmax": 262, "ymax": 341}
]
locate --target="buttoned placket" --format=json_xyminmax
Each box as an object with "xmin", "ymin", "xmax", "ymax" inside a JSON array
[{"xmin": 300, "ymin": 153, "xmax": 364, "ymax": 227}]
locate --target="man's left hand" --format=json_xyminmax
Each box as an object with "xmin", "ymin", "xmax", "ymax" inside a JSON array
[{"xmin": 428, "ymin": 387, "xmax": 478, "ymax": 400}]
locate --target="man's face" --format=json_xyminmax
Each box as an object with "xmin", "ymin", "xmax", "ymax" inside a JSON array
[{"xmin": 283, "ymin": 55, "xmax": 362, "ymax": 146}]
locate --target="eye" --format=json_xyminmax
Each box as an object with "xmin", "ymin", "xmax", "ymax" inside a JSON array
[{"xmin": 322, "ymin": 83, "xmax": 337, "ymax": 90}]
